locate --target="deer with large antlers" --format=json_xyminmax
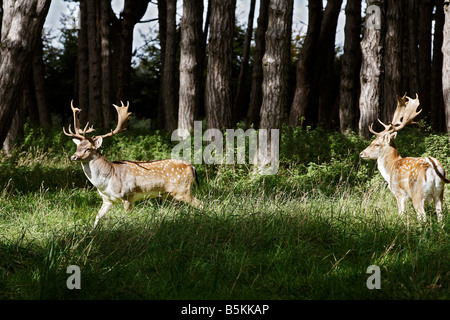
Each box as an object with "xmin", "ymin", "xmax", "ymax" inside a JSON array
[
  {"xmin": 64, "ymin": 101, "xmax": 201, "ymax": 228},
  {"xmin": 360, "ymin": 94, "xmax": 449, "ymax": 223}
]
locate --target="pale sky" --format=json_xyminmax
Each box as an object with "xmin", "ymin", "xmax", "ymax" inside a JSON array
[{"xmin": 44, "ymin": 0, "xmax": 347, "ymax": 53}]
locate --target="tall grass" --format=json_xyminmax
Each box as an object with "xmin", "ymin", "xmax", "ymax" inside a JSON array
[{"xmin": 0, "ymin": 123, "xmax": 449, "ymax": 299}]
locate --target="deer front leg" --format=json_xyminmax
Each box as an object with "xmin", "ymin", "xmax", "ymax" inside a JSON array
[{"xmin": 94, "ymin": 198, "xmax": 113, "ymax": 228}]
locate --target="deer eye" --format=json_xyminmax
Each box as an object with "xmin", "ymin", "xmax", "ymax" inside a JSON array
[{"xmin": 374, "ymin": 144, "xmax": 380, "ymax": 147}]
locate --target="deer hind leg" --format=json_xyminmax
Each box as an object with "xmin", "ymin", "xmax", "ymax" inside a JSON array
[
  {"xmin": 412, "ymin": 194, "xmax": 427, "ymax": 223},
  {"xmin": 433, "ymin": 189, "xmax": 444, "ymax": 223},
  {"xmin": 94, "ymin": 198, "xmax": 114, "ymax": 228}
]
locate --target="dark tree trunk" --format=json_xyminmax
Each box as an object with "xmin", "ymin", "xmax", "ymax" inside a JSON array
[
  {"xmin": 178, "ymin": 0, "xmax": 204, "ymax": 139},
  {"xmin": 76, "ymin": 0, "xmax": 89, "ymax": 123},
  {"xmin": 247, "ymin": 0, "xmax": 269, "ymax": 128},
  {"xmin": 289, "ymin": 0, "xmax": 323, "ymax": 128},
  {"xmin": 100, "ymin": 0, "xmax": 113, "ymax": 126},
  {"xmin": 442, "ymin": 1, "xmax": 450, "ymax": 131},
  {"xmin": 316, "ymin": 0, "xmax": 343, "ymax": 127},
  {"xmin": 205, "ymin": 0, "xmax": 236, "ymax": 132},
  {"xmin": 161, "ymin": 0, "xmax": 178, "ymax": 133},
  {"xmin": 0, "ymin": 0, "xmax": 51, "ymax": 147},
  {"xmin": 86, "ymin": 0, "xmax": 103, "ymax": 127},
  {"xmin": 157, "ymin": 0, "xmax": 167, "ymax": 129},
  {"xmin": 33, "ymin": 36, "xmax": 51, "ymax": 128},
  {"xmin": 431, "ymin": 0, "xmax": 445, "ymax": 131},
  {"xmin": 382, "ymin": 0, "xmax": 403, "ymax": 123},
  {"xmin": 418, "ymin": 0, "xmax": 433, "ymax": 121},
  {"xmin": 233, "ymin": 0, "xmax": 256, "ymax": 124},
  {"xmin": 339, "ymin": 0, "xmax": 361, "ymax": 134}
]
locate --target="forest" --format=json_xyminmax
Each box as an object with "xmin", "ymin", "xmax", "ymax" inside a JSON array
[{"xmin": 0, "ymin": 0, "xmax": 449, "ymax": 302}]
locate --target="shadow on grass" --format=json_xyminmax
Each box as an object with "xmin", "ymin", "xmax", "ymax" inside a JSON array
[{"xmin": 1, "ymin": 207, "xmax": 448, "ymax": 300}]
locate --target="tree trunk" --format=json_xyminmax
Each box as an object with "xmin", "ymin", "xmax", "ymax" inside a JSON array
[
  {"xmin": 233, "ymin": 0, "xmax": 256, "ymax": 124},
  {"xmin": 431, "ymin": 0, "xmax": 445, "ymax": 131},
  {"xmin": 381, "ymin": 0, "xmax": 402, "ymax": 123},
  {"xmin": 76, "ymin": 0, "xmax": 89, "ymax": 123},
  {"xmin": 161, "ymin": 0, "xmax": 178, "ymax": 133},
  {"xmin": 115, "ymin": 0, "xmax": 149, "ymax": 105},
  {"xmin": 338, "ymin": 0, "xmax": 361, "ymax": 134},
  {"xmin": 0, "ymin": 0, "xmax": 51, "ymax": 146},
  {"xmin": 418, "ymin": 0, "xmax": 433, "ymax": 121},
  {"xmin": 442, "ymin": 1, "xmax": 450, "ymax": 132},
  {"xmin": 316, "ymin": 0, "xmax": 343, "ymax": 127},
  {"xmin": 86, "ymin": 0, "xmax": 103, "ymax": 127},
  {"xmin": 178, "ymin": 0, "xmax": 204, "ymax": 139},
  {"xmin": 157, "ymin": 0, "xmax": 167, "ymax": 129},
  {"xmin": 257, "ymin": 0, "xmax": 293, "ymax": 172},
  {"xmin": 33, "ymin": 36, "xmax": 51, "ymax": 128},
  {"xmin": 289, "ymin": 0, "xmax": 323, "ymax": 128},
  {"xmin": 205, "ymin": 0, "xmax": 236, "ymax": 132},
  {"xmin": 359, "ymin": 0, "xmax": 384, "ymax": 138},
  {"xmin": 408, "ymin": 0, "xmax": 420, "ymax": 95},
  {"xmin": 247, "ymin": 0, "xmax": 269, "ymax": 128},
  {"xmin": 99, "ymin": 0, "xmax": 113, "ymax": 126}
]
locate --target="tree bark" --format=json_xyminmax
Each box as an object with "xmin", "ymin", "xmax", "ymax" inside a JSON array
[
  {"xmin": 431, "ymin": 0, "xmax": 445, "ymax": 131},
  {"xmin": 205, "ymin": 0, "xmax": 236, "ymax": 132},
  {"xmin": 86, "ymin": 0, "xmax": 103, "ymax": 127},
  {"xmin": 339, "ymin": 0, "xmax": 361, "ymax": 134},
  {"xmin": 76, "ymin": 0, "xmax": 89, "ymax": 123},
  {"xmin": 381, "ymin": 0, "xmax": 402, "ymax": 123},
  {"xmin": 114, "ymin": 0, "xmax": 149, "ymax": 105},
  {"xmin": 33, "ymin": 37, "xmax": 51, "ymax": 127},
  {"xmin": 161, "ymin": 0, "xmax": 178, "ymax": 133},
  {"xmin": 316, "ymin": 0, "xmax": 343, "ymax": 127},
  {"xmin": 258, "ymin": 0, "xmax": 293, "ymax": 171},
  {"xmin": 418, "ymin": 0, "xmax": 433, "ymax": 121},
  {"xmin": 289, "ymin": 0, "xmax": 323, "ymax": 128},
  {"xmin": 99, "ymin": 0, "xmax": 113, "ymax": 126},
  {"xmin": 0, "ymin": 0, "xmax": 51, "ymax": 146},
  {"xmin": 359, "ymin": 0, "xmax": 384, "ymax": 138},
  {"xmin": 247, "ymin": 0, "xmax": 269, "ymax": 128},
  {"xmin": 442, "ymin": 1, "xmax": 450, "ymax": 131},
  {"xmin": 178, "ymin": 0, "xmax": 203, "ymax": 139},
  {"xmin": 156, "ymin": 0, "xmax": 167, "ymax": 129},
  {"xmin": 233, "ymin": 0, "xmax": 256, "ymax": 124}
]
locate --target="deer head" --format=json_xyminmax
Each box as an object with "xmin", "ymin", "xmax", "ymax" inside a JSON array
[
  {"xmin": 360, "ymin": 93, "xmax": 421, "ymax": 160},
  {"xmin": 63, "ymin": 101, "xmax": 131, "ymax": 162}
]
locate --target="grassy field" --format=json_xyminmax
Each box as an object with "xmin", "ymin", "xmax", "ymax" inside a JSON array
[{"xmin": 0, "ymin": 124, "xmax": 449, "ymax": 299}]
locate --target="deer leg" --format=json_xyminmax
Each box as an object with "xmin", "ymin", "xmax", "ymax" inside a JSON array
[
  {"xmin": 412, "ymin": 196, "xmax": 427, "ymax": 223},
  {"xmin": 434, "ymin": 190, "xmax": 444, "ymax": 223},
  {"xmin": 396, "ymin": 196, "xmax": 407, "ymax": 217},
  {"xmin": 123, "ymin": 200, "xmax": 133, "ymax": 212},
  {"xmin": 94, "ymin": 198, "xmax": 113, "ymax": 228}
]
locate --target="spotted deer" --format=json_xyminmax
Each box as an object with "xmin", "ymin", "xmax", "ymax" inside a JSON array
[
  {"xmin": 360, "ymin": 94, "xmax": 449, "ymax": 223},
  {"xmin": 64, "ymin": 101, "xmax": 201, "ymax": 228}
]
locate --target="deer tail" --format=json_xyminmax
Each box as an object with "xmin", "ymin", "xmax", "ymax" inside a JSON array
[{"xmin": 427, "ymin": 157, "xmax": 450, "ymax": 183}]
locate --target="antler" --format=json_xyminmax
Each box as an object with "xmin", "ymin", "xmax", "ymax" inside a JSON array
[
  {"xmin": 63, "ymin": 100, "xmax": 95, "ymax": 140},
  {"xmin": 96, "ymin": 101, "xmax": 132, "ymax": 139},
  {"xmin": 368, "ymin": 93, "xmax": 422, "ymax": 137}
]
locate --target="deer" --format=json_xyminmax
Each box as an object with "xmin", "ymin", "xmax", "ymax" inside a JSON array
[
  {"xmin": 359, "ymin": 93, "xmax": 449, "ymax": 223},
  {"xmin": 64, "ymin": 101, "xmax": 201, "ymax": 228}
]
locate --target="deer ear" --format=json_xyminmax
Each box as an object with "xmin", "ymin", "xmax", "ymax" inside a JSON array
[
  {"xmin": 72, "ymin": 138, "xmax": 81, "ymax": 146},
  {"xmin": 93, "ymin": 136, "xmax": 103, "ymax": 149}
]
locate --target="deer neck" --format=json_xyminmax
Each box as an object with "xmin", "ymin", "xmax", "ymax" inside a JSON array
[
  {"xmin": 80, "ymin": 151, "xmax": 113, "ymax": 189},
  {"xmin": 377, "ymin": 145, "xmax": 402, "ymax": 184}
]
